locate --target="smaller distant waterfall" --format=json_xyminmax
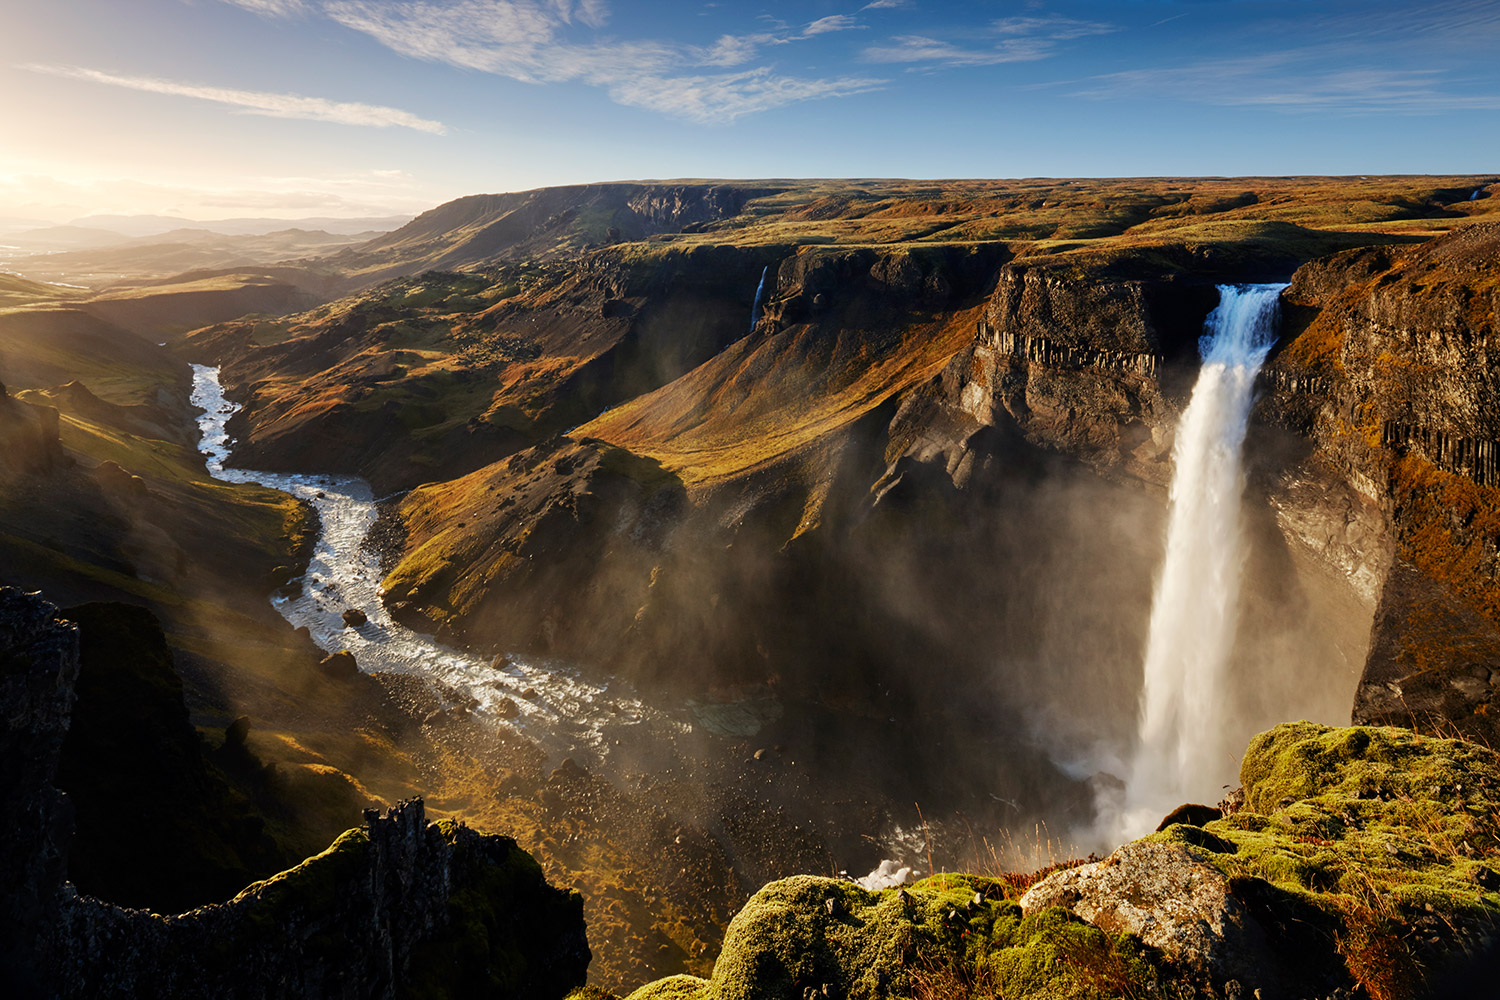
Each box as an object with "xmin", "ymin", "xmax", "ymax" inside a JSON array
[
  {"xmin": 1118, "ymin": 283, "xmax": 1287, "ymax": 838},
  {"xmin": 748, "ymin": 265, "xmax": 769, "ymax": 334}
]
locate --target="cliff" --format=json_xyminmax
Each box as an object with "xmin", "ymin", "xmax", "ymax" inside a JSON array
[
  {"xmin": 0, "ymin": 588, "xmax": 590, "ymax": 999},
  {"xmin": 1268, "ymin": 223, "xmax": 1500, "ymax": 742}
]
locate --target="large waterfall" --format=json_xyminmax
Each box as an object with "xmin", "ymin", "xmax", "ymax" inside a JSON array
[{"xmin": 1121, "ymin": 283, "xmax": 1287, "ymax": 837}]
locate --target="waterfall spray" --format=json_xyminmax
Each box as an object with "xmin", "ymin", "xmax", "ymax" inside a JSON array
[
  {"xmin": 1119, "ymin": 283, "xmax": 1287, "ymax": 838},
  {"xmin": 748, "ymin": 265, "xmax": 769, "ymax": 334}
]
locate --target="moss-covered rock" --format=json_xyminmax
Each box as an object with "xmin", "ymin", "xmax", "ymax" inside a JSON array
[
  {"xmin": 623, "ymin": 724, "xmax": 1500, "ymax": 1000},
  {"xmin": 624, "ymin": 873, "xmax": 1169, "ymax": 1000},
  {"xmin": 1141, "ymin": 723, "xmax": 1500, "ymax": 998},
  {"xmin": 1219, "ymin": 722, "xmax": 1500, "ymax": 917}
]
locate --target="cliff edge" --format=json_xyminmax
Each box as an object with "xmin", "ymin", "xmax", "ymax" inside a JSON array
[{"xmin": 0, "ymin": 587, "xmax": 590, "ymax": 999}]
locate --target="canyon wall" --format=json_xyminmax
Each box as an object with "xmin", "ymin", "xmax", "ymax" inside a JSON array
[
  {"xmin": 0, "ymin": 587, "xmax": 590, "ymax": 999},
  {"xmin": 1267, "ymin": 223, "xmax": 1500, "ymax": 741},
  {"xmin": 196, "ymin": 196, "xmax": 1500, "ymax": 851}
]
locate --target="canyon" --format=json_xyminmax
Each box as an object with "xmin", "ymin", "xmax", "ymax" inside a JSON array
[{"xmin": 3, "ymin": 175, "xmax": 1500, "ymax": 997}]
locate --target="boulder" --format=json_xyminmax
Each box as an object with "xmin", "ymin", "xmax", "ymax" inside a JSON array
[
  {"xmin": 318, "ymin": 650, "xmax": 360, "ymax": 682},
  {"xmin": 1019, "ymin": 842, "xmax": 1281, "ymax": 995},
  {"xmin": 1155, "ymin": 802, "xmax": 1222, "ymax": 831},
  {"xmin": 91, "ymin": 460, "xmax": 149, "ymax": 498},
  {"xmin": 341, "ymin": 608, "xmax": 368, "ymax": 628}
]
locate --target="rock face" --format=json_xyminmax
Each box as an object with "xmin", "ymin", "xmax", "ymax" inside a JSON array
[
  {"xmin": 1019, "ymin": 842, "xmax": 1291, "ymax": 997},
  {"xmin": 0, "ymin": 587, "xmax": 590, "ymax": 999},
  {"xmin": 53, "ymin": 601, "xmax": 286, "ymax": 911},
  {"xmin": 1269, "ymin": 223, "xmax": 1500, "ymax": 739},
  {"xmin": 50, "ymin": 802, "xmax": 590, "ymax": 1000},
  {"xmin": 0, "ymin": 589, "xmax": 80, "ymax": 996}
]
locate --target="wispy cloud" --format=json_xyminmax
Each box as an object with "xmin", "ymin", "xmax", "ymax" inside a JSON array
[
  {"xmin": 862, "ymin": 0, "xmax": 912, "ymax": 9},
  {"xmin": 1074, "ymin": 51, "xmax": 1500, "ymax": 113},
  {"xmin": 863, "ymin": 35, "xmax": 1050, "ymax": 66},
  {"xmin": 862, "ymin": 13, "xmax": 1115, "ymax": 67},
  {"xmin": 608, "ymin": 66, "xmax": 882, "ymax": 122},
  {"xmin": 992, "ymin": 16, "xmax": 1116, "ymax": 42},
  {"xmin": 319, "ymin": 0, "xmax": 883, "ymax": 123},
  {"xmin": 323, "ymin": 0, "xmax": 675, "ymax": 83},
  {"xmin": 803, "ymin": 15, "xmax": 862, "ymax": 36},
  {"xmin": 25, "ymin": 64, "xmax": 448, "ymax": 133},
  {"xmin": 1313, "ymin": 0, "xmax": 1500, "ymax": 44},
  {"xmin": 218, "ymin": 0, "xmax": 309, "ymax": 16}
]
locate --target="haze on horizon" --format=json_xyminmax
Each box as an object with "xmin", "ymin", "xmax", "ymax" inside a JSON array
[{"xmin": 2, "ymin": 0, "xmax": 1497, "ymax": 227}]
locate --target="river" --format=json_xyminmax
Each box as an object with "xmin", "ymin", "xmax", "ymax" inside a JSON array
[{"xmin": 189, "ymin": 363, "xmax": 689, "ymax": 766}]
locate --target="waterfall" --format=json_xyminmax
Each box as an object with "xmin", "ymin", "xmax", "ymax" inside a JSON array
[
  {"xmin": 748, "ymin": 265, "xmax": 769, "ymax": 334},
  {"xmin": 1120, "ymin": 283, "xmax": 1287, "ymax": 837}
]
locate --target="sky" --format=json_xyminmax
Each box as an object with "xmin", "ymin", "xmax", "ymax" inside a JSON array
[{"xmin": 2, "ymin": 0, "xmax": 1497, "ymax": 224}]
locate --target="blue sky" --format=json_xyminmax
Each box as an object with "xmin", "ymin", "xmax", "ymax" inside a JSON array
[{"xmin": 2, "ymin": 0, "xmax": 1497, "ymax": 222}]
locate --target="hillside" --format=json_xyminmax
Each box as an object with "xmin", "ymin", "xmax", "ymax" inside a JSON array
[{"xmin": 0, "ymin": 273, "xmax": 88, "ymax": 310}]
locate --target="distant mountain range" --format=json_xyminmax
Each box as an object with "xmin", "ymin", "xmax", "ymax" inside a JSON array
[
  {"xmin": 0, "ymin": 213, "xmax": 412, "ymax": 245},
  {"xmin": 71, "ymin": 213, "xmax": 413, "ymax": 238},
  {"xmin": 0, "ymin": 228, "xmax": 387, "ymax": 291}
]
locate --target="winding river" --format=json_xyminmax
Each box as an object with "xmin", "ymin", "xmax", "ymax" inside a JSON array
[
  {"xmin": 190, "ymin": 364, "xmax": 685, "ymax": 765},
  {"xmin": 191, "ymin": 364, "xmax": 928, "ymax": 886}
]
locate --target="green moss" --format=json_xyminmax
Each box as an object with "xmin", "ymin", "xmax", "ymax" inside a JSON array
[
  {"xmin": 1189, "ymin": 723, "xmax": 1500, "ymax": 924},
  {"xmin": 624, "ymin": 874, "xmax": 1170, "ymax": 1000},
  {"xmin": 622, "ymin": 975, "xmax": 711, "ymax": 1000},
  {"xmin": 233, "ymin": 827, "xmax": 371, "ymax": 947}
]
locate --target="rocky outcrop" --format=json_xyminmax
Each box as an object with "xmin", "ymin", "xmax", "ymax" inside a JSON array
[
  {"xmin": 1019, "ymin": 842, "xmax": 1343, "ymax": 999},
  {"xmin": 625, "ymin": 722, "xmax": 1500, "ymax": 1000},
  {"xmin": 51, "ymin": 801, "xmax": 589, "ymax": 1000},
  {"xmin": 622, "ymin": 872, "xmax": 1176, "ymax": 1000},
  {"xmin": 0, "ymin": 587, "xmax": 590, "ymax": 999},
  {"xmin": 0, "ymin": 386, "xmax": 65, "ymax": 477},
  {"xmin": 0, "ymin": 589, "xmax": 80, "ymax": 996},
  {"xmin": 878, "ymin": 258, "xmax": 1221, "ymax": 491}
]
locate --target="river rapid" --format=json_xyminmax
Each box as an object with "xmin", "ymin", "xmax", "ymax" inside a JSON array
[{"xmin": 190, "ymin": 364, "xmax": 690, "ymax": 767}]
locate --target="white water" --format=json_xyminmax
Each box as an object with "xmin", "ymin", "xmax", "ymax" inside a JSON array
[
  {"xmin": 189, "ymin": 364, "xmax": 684, "ymax": 764},
  {"xmin": 1115, "ymin": 283, "xmax": 1287, "ymax": 839}
]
